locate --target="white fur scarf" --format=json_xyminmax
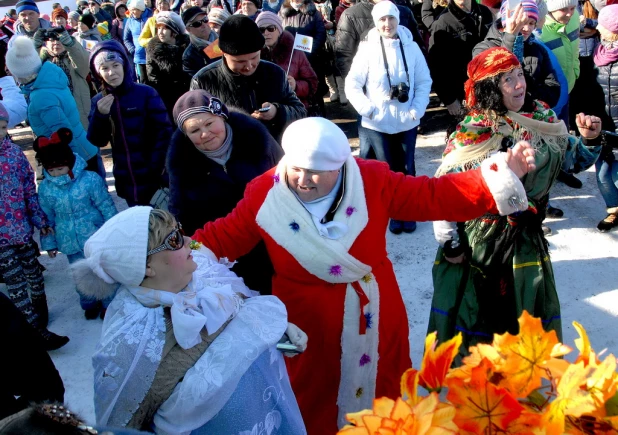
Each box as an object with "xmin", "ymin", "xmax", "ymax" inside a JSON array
[{"xmin": 255, "ymin": 156, "xmax": 381, "ymax": 428}]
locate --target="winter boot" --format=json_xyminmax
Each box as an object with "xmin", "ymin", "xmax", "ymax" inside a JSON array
[
  {"xmin": 336, "ymin": 76, "xmax": 348, "ymax": 105},
  {"xmin": 39, "ymin": 328, "xmax": 70, "ymax": 351},
  {"xmin": 325, "ymin": 75, "xmax": 339, "ymax": 102},
  {"xmin": 546, "ymin": 205, "xmax": 564, "ymax": 218},
  {"xmin": 389, "ymin": 219, "xmax": 403, "ymax": 234},
  {"xmin": 597, "ymin": 207, "xmax": 618, "ymax": 232},
  {"xmin": 84, "ymin": 301, "xmax": 102, "ymax": 320},
  {"xmin": 31, "ymin": 294, "xmax": 49, "ymax": 327},
  {"xmin": 402, "ymin": 221, "xmax": 417, "ymax": 233},
  {"xmin": 557, "ymin": 170, "xmax": 583, "ymax": 189}
]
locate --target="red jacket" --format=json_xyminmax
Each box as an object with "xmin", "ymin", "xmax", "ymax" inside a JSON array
[
  {"xmin": 193, "ymin": 158, "xmax": 500, "ymax": 434},
  {"xmin": 261, "ymin": 30, "xmax": 318, "ymax": 109}
]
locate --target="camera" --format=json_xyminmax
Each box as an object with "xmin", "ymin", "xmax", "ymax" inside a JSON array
[
  {"xmin": 389, "ymin": 82, "xmax": 410, "ymax": 103},
  {"xmin": 42, "ymin": 27, "xmax": 64, "ymax": 41}
]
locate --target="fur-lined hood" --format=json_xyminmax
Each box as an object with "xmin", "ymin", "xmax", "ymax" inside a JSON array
[
  {"xmin": 146, "ymin": 33, "xmax": 190, "ymax": 70},
  {"xmin": 279, "ymin": 0, "xmax": 318, "ymax": 17}
]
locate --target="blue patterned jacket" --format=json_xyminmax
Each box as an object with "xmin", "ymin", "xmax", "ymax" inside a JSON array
[{"xmin": 39, "ymin": 155, "xmax": 117, "ymax": 255}]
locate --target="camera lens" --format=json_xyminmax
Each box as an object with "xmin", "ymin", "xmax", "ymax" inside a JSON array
[{"xmin": 398, "ymin": 94, "xmax": 409, "ymax": 103}]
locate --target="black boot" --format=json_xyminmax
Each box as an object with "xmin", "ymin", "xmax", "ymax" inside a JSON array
[
  {"xmin": 84, "ymin": 301, "xmax": 102, "ymax": 320},
  {"xmin": 557, "ymin": 171, "xmax": 583, "ymax": 189},
  {"xmin": 31, "ymin": 294, "xmax": 49, "ymax": 327},
  {"xmin": 39, "ymin": 328, "xmax": 69, "ymax": 351}
]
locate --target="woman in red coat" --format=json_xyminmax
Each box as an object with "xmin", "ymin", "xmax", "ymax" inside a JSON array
[
  {"xmin": 192, "ymin": 117, "xmax": 536, "ymax": 434},
  {"xmin": 257, "ymin": 11, "xmax": 318, "ymax": 109}
]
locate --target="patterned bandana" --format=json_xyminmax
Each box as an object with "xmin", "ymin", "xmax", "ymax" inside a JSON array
[{"xmin": 464, "ymin": 47, "xmax": 521, "ymax": 107}]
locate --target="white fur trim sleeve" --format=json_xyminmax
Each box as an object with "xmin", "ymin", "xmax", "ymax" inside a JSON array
[
  {"xmin": 480, "ymin": 152, "xmax": 528, "ymax": 216},
  {"xmin": 433, "ymin": 220, "xmax": 458, "ymax": 247}
]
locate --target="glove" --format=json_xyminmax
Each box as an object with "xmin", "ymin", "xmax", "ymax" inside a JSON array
[
  {"xmin": 33, "ymin": 28, "xmax": 46, "ymax": 50},
  {"xmin": 284, "ymin": 323, "xmax": 308, "ymax": 357},
  {"xmin": 58, "ymin": 29, "xmax": 75, "ymax": 48}
]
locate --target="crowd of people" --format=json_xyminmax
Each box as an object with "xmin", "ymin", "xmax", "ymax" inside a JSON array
[{"xmin": 0, "ymin": 0, "xmax": 616, "ymax": 431}]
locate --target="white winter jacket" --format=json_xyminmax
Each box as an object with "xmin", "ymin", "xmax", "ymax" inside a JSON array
[{"xmin": 345, "ymin": 26, "xmax": 432, "ymax": 135}]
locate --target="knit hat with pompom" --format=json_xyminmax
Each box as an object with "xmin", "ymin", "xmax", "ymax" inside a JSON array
[{"xmin": 5, "ymin": 36, "xmax": 42, "ymax": 81}]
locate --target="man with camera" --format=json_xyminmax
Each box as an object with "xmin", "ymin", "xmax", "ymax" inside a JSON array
[
  {"xmin": 34, "ymin": 26, "xmax": 93, "ymax": 131},
  {"xmin": 345, "ymin": 0, "xmax": 432, "ymax": 234}
]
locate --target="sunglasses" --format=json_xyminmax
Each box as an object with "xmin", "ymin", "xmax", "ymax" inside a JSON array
[
  {"xmin": 259, "ymin": 25, "xmax": 277, "ymax": 33},
  {"xmin": 147, "ymin": 223, "xmax": 185, "ymax": 256},
  {"xmin": 188, "ymin": 17, "xmax": 208, "ymax": 28}
]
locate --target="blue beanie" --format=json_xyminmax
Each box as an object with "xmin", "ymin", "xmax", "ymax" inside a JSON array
[{"xmin": 16, "ymin": 0, "xmax": 40, "ymax": 14}]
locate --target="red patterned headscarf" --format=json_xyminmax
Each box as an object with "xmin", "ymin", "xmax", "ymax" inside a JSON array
[{"xmin": 464, "ymin": 47, "xmax": 521, "ymax": 108}]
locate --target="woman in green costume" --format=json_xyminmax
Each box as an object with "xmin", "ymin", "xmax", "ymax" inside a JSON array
[{"xmin": 428, "ymin": 47, "xmax": 602, "ymax": 362}]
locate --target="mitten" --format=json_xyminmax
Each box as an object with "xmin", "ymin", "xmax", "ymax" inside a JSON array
[
  {"xmin": 33, "ymin": 28, "xmax": 46, "ymax": 50},
  {"xmin": 58, "ymin": 29, "xmax": 75, "ymax": 47}
]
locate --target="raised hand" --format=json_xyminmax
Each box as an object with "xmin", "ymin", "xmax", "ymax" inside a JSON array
[{"xmin": 505, "ymin": 140, "xmax": 536, "ymax": 178}]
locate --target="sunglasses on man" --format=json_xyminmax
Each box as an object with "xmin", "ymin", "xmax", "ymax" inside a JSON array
[
  {"xmin": 259, "ymin": 25, "xmax": 277, "ymax": 34},
  {"xmin": 147, "ymin": 223, "xmax": 186, "ymax": 256},
  {"xmin": 188, "ymin": 17, "xmax": 208, "ymax": 28}
]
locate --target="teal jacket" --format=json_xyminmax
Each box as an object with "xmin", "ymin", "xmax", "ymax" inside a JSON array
[
  {"xmin": 540, "ymin": 12, "xmax": 580, "ymax": 93},
  {"xmin": 39, "ymin": 155, "xmax": 117, "ymax": 255},
  {"xmin": 21, "ymin": 61, "xmax": 99, "ymax": 162}
]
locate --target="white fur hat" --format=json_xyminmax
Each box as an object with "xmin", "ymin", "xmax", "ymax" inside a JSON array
[
  {"xmin": 371, "ymin": 0, "xmax": 400, "ymax": 26},
  {"xmin": 282, "ymin": 117, "xmax": 351, "ymax": 171},
  {"xmin": 6, "ymin": 36, "xmax": 42, "ymax": 80},
  {"xmin": 83, "ymin": 206, "xmax": 152, "ymax": 287}
]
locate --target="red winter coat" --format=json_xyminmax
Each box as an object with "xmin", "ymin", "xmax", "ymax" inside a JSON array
[
  {"xmin": 193, "ymin": 158, "xmax": 501, "ymax": 434},
  {"xmin": 261, "ymin": 30, "xmax": 318, "ymax": 109}
]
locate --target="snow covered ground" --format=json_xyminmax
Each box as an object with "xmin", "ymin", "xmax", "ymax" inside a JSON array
[{"xmin": 3, "ymin": 127, "xmax": 618, "ymax": 426}]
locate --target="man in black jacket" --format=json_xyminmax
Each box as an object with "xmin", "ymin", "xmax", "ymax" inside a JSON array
[
  {"xmin": 335, "ymin": 0, "xmax": 426, "ymax": 78},
  {"xmin": 182, "ymin": 6, "xmax": 216, "ymax": 77},
  {"xmin": 191, "ymin": 15, "xmax": 307, "ymax": 142},
  {"xmin": 428, "ymin": 0, "xmax": 493, "ymax": 115}
]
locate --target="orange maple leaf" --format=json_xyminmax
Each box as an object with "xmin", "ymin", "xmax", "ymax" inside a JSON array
[
  {"xmin": 544, "ymin": 361, "xmax": 598, "ymax": 435},
  {"xmin": 447, "ymin": 359, "xmax": 523, "ymax": 433},
  {"xmin": 492, "ymin": 311, "xmax": 559, "ymax": 398},
  {"xmin": 418, "ymin": 332, "xmax": 462, "ymax": 392}
]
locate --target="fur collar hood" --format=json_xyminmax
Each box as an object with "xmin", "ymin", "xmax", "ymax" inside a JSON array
[
  {"xmin": 146, "ymin": 33, "xmax": 190, "ymax": 64},
  {"xmin": 280, "ymin": 0, "xmax": 317, "ymax": 17}
]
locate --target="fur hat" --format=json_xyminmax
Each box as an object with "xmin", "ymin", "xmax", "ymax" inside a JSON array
[
  {"xmin": 255, "ymin": 11, "xmax": 283, "ymax": 33},
  {"xmin": 74, "ymin": 206, "xmax": 152, "ymax": 293},
  {"xmin": 545, "ymin": 0, "xmax": 576, "ymax": 13},
  {"xmin": 208, "ymin": 7, "xmax": 231, "ymax": 27},
  {"xmin": 599, "ymin": 4, "xmax": 618, "ymax": 33},
  {"xmin": 156, "ymin": 11, "xmax": 186, "ymax": 35},
  {"xmin": 219, "ymin": 15, "xmax": 265, "ymax": 55},
  {"xmin": 5, "ymin": 36, "xmax": 42, "ymax": 81},
  {"xmin": 127, "ymin": 0, "xmax": 146, "ymax": 11},
  {"xmin": 282, "ymin": 117, "xmax": 351, "ymax": 171},
  {"xmin": 79, "ymin": 11, "xmax": 96, "ymax": 29},
  {"xmin": 33, "ymin": 128, "xmax": 76, "ymax": 170},
  {"xmin": 371, "ymin": 0, "xmax": 400, "ymax": 26}
]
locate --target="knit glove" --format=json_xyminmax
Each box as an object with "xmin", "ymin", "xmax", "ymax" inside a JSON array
[
  {"xmin": 33, "ymin": 28, "xmax": 46, "ymax": 51},
  {"xmin": 58, "ymin": 29, "xmax": 75, "ymax": 48}
]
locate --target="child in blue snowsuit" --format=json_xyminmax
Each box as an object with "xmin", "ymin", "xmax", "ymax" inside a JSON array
[{"xmin": 35, "ymin": 128, "xmax": 118, "ymax": 320}]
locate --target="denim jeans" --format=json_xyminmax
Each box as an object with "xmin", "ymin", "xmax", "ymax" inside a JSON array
[
  {"xmin": 67, "ymin": 252, "xmax": 116, "ymax": 310},
  {"xmin": 595, "ymin": 154, "xmax": 618, "ymax": 209},
  {"xmin": 358, "ymin": 125, "xmax": 418, "ymax": 176}
]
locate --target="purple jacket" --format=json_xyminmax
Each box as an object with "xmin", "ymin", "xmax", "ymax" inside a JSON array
[{"xmin": 0, "ymin": 138, "xmax": 48, "ymax": 246}]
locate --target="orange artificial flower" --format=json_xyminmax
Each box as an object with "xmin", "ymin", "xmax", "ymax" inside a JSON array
[{"xmin": 418, "ymin": 332, "xmax": 462, "ymax": 392}]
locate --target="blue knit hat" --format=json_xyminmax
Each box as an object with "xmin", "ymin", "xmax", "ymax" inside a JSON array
[{"xmin": 16, "ymin": 0, "xmax": 40, "ymax": 14}]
